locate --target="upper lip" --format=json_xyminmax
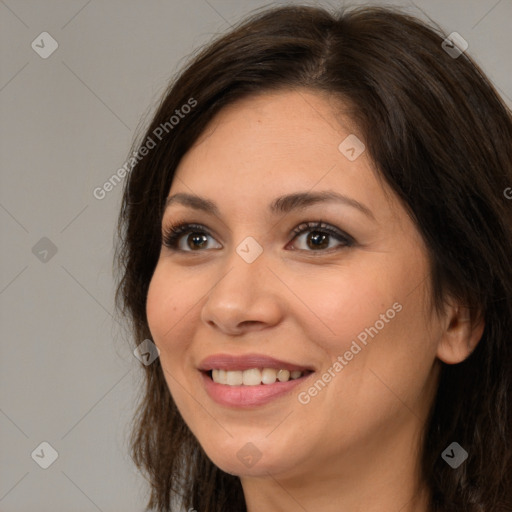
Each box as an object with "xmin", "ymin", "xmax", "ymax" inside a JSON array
[{"xmin": 198, "ymin": 353, "xmax": 314, "ymax": 372}]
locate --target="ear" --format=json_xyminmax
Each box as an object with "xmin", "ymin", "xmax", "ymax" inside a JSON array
[{"xmin": 436, "ymin": 301, "xmax": 485, "ymax": 364}]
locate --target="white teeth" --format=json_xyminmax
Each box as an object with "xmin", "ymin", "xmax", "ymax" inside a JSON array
[
  {"xmin": 226, "ymin": 370, "xmax": 243, "ymax": 386},
  {"xmin": 261, "ymin": 368, "xmax": 277, "ymax": 384},
  {"xmin": 242, "ymin": 368, "xmax": 262, "ymax": 386},
  {"xmin": 211, "ymin": 368, "xmax": 305, "ymax": 385},
  {"xmin": 218, "ymin": 369, "xmax": 227, "ymax": 385},
  {"xmin": 277, "ymin": 369, "xmax": 290, "ymax": 382}
]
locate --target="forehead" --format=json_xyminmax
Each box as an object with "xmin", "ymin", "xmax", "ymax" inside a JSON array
[
  {"xmin": 180, "ymin": 89, "xmax": 356, "ymax": 162},
  {"xmin": 169, "ymin": 89, "xmax": 399, "ymax": 223}
]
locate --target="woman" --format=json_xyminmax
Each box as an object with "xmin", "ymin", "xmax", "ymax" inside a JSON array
[{"xmin": 115, "ymin": 5, "xmax": 512, "ymax": 511}]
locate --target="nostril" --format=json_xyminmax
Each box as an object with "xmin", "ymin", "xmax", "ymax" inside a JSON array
[{"xmin": 240, "ymin": 320, "xmax": 260, "ymax": 328}]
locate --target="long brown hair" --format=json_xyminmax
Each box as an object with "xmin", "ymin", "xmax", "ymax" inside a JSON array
[{"xmin": 115, "ymin": 5, "xmax": 512, "ymax": 511}]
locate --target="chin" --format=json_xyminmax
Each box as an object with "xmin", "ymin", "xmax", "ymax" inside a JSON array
[{"xmin": 196, "ymin": 433, "xmax": 302, "ymax": 478}]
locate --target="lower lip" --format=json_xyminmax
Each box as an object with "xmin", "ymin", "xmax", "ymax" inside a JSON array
[{"xmin": 201, "ymin": 372, "xmax": 312, "ymax": 407}]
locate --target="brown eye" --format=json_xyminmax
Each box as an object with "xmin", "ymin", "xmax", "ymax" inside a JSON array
[
  {"xmin": 305, "ymin": 231, "xmax": 330, "ymax": 250},
  {"xmin": 185, "ymin": 233, "xmax": 209, "ymax": 250},
  {"xmin": 289, "ymin": 222, "xmax": 354, "ymax": 252},
  {"xmin": 162, "ymin": 223, "xmax": 222, "ymax": 252}
]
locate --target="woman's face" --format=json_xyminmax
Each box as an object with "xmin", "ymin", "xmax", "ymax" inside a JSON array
[{"xmin": 146, "ymin": 89, "xmax": 445, "ymax": 481}]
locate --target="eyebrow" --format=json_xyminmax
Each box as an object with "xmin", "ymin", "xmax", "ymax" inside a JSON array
[{"xmin": 164, "ymin": 191, "xmax": 375, "ymax": 220}]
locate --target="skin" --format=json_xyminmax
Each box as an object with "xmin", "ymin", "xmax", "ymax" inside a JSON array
[{"xmin": 146, "ymin": 89, "xmax": 484, "ymax": 512}]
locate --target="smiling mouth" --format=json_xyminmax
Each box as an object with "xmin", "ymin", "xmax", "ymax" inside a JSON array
[{"xmin": 206, "ymin": 368, "xmax": 313, "ymax": 386}]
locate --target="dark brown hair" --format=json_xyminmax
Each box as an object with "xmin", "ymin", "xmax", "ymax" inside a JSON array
[{"xmin": 115, "ymin": 5, "xmax": 512, "ymax": 511}]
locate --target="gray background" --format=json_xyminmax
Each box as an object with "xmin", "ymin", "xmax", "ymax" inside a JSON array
[{"xmin": 1, "ymin": 0, "xmax": 510, "ymax": 511}]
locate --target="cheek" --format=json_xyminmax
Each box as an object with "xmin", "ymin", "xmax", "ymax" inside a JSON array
[
  {"xmin": 146, "ymin": 264, "xmax": 194, "ymax": 357},
  {"xmin": 291, "ymin": 257, "xmax": 437, "ymax": 393},
  {"xmin": 289, "ymin": 262, "xmax": 401, "ymax": 357},
  {"xmin": 146, "ymin": 265, "xmax": 198, "ymax": 410}
]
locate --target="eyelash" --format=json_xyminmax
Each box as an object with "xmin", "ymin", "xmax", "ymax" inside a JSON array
[{"xmin": 162, "ymin": 221, "xmax": 355, "ymax": 253}]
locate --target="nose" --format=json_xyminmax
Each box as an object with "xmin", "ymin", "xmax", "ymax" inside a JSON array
[{"xmin": 200, "ymin": 252, "xmax": 284, "ymax": 336}]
